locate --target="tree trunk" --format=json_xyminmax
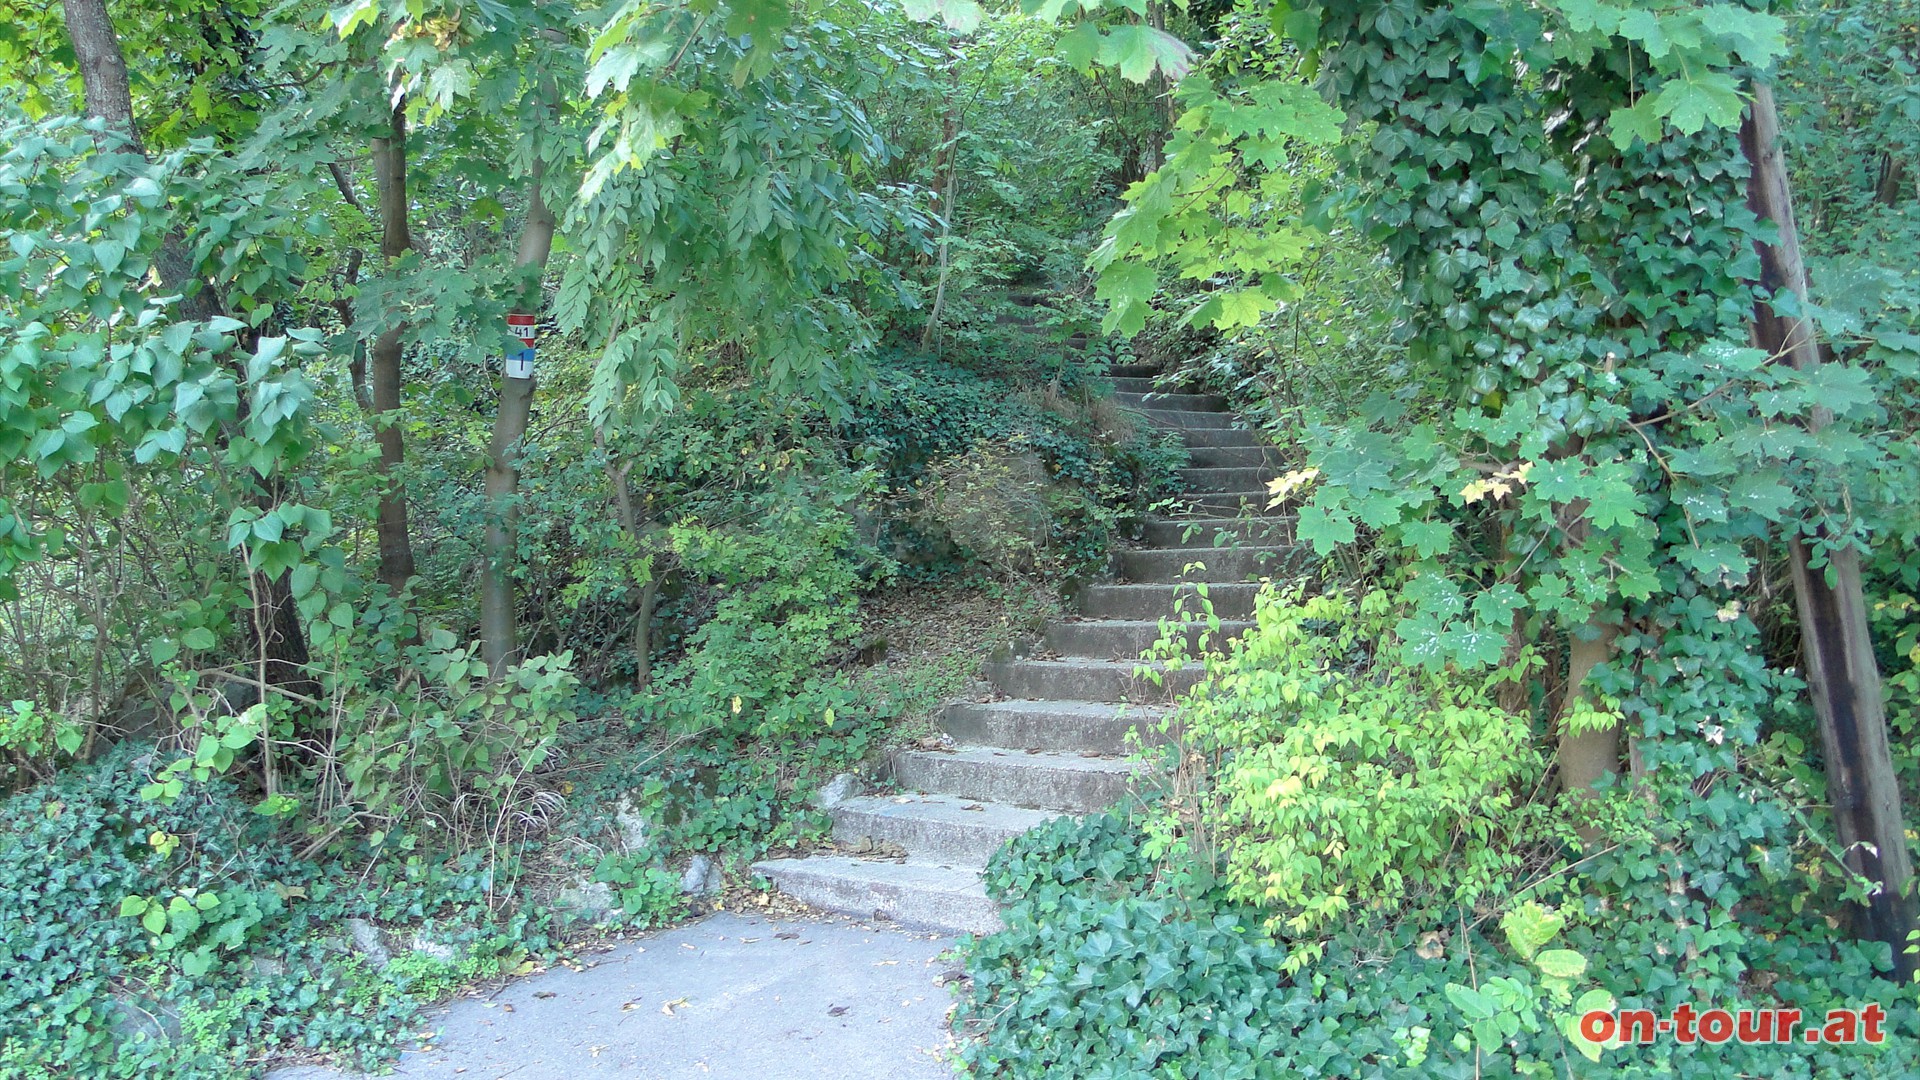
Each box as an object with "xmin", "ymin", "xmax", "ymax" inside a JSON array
[
  {"xmin": 480, "ymin": 160, "xmax": 557, "ymax": 677},
  {"xmin": 61, "ymin": 0, "xmax": 315, "ymax": 712},
  {"xmin": 1557, "ymin": 616, "xmax": 1622, "ymax": 795},
  {"xmin": 60, "ymin": 0, "xmax": 141, "ymax": 151},
  {"xmin": 921, "ymin": 61, "xmax": 963, "ymax": 349},
  {"xmin": 1742, "ymin": 82, "xmax": 1916, "ymax": 979},
  {"xmin": 1874, "ymin": 153, "xmax": 1906, "ymax": 209},
  {"xmin": 369, "ymin": 102, "xmax": 417, "ymax": 593}
]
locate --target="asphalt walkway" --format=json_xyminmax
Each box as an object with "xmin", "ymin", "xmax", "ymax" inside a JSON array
[{"xmin": 268, "ymin": 912, "xmax": 962, "ymax": 1080}]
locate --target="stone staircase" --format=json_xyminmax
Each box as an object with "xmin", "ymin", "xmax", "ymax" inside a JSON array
[{"xmin": 752, "ymin": 360, "xmax": 1296, "ymax": 934}]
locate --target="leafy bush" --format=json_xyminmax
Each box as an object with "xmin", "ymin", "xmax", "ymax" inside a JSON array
[{"xmin": 1146, "ymin": 587, "xmax": 1558, "ymax": 964}]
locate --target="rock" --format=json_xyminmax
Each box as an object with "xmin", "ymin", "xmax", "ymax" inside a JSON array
[
  {"xmin": 110, "ymin": 987, "xmax": 180, "ymax": 1045},
  {"xmin": 250, "ymin": 956, "xmax": 288, "ymax": 980},
  {"xmin": 344, "ymin": 917, "xmax": 392, "ymax": 970},
  {"xmin": 552, "ymin": 879, "xmax": 621, "ymax": 925},
  {"xmin": 409, "ymin": 931, "xmax": 460, "ymax": 963},
  {"xmin": 680, "ymin": 855, "xmax": 721, "ymax": 896},
  {"xmin": 813, "ymin": 773, "xmax": 865, "ymax": 811},
  {"xmin": 614, "ymin": 799, "xmax": 652, "ymax": 853}
]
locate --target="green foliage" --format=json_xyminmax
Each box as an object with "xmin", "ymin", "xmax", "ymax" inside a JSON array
[
  {"xmin": 960, "ymin": 812, "xmax": 1920, "ymax": 1079},
  {"xmin": 1145, "ymin": 587, "xmax": 1560, "ymax": 966},
  {"xmin": 0, "ymin": 748, "xmax": 539, "ymax": 1079}
]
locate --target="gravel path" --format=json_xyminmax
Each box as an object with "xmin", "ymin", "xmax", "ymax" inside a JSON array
[{"xmin": 268, "ymin": 912, "xmax": 964, "ymax": 1080}]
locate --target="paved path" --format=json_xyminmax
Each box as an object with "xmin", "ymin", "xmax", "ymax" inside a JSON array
[{"xmin": 269, "ymin": 913, "xmax": 963, "ymax": 1080}]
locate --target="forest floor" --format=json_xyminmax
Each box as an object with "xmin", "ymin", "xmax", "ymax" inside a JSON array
[{"xmin": 266, "ymin": 911, "xmax": 964, "ymax": 1080}]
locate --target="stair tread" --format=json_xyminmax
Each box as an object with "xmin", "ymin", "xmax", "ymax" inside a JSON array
[
  {"xmin": 835, "ymin": 792, "xmax": 1062, "ymax": 832},
  {"xmin": 1045, "ymin": 617, "xmax": 1256, "ymax": 630},
  {"xmin": 895, "ymin": 745, "xmax": 1142, "ymax": 774},
  {"xmin": 950, "ymin": 698, "xmax": 1171, "ymax": 718}
]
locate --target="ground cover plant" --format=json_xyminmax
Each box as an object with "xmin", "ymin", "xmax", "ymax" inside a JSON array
[{"xmin": 5, "ymin": 0, "xmax": 1920, "ymax": 1076}]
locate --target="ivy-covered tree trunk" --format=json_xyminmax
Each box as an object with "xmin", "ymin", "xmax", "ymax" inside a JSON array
[
  {"xmin": 1741, "ymin": 82, "xmax": 1916, "ymax": 978},
  {"xmin": 368, "ymin": 101, "xmax": 418, "ymax": 594},
  {"xmin": 480, "ymin": 165, "xmax": 556, "ymax": 677}
]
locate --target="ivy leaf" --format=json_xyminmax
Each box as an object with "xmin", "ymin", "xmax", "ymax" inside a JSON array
[{"xmin": 1096, "ymin": 24, "xmax": 1194, "ymax": 84}]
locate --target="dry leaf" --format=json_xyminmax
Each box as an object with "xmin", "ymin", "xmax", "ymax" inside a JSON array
[{"xmin": 661, "ymin": 997, "xmax": 689, "ymax": 1016}]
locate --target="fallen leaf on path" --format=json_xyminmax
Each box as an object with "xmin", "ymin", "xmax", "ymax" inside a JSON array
[
  {"xmin": 827, "ymin": 1005, "xmax": 849, "ymax": 1017},
  {"xmin": 621, "ymin": 1000, "xmax": 642, "ymax": 1011},
  {"xmin": 533, "ymin": 991, "xmax": 556, "ymax": 999},
  {"xmin": 775, "ymin": 931, "xmax": 800, "ymax": 940},
  {"xmin": 872, "ymin": 960, "xmax": 898, "ymax": 966},
  {"xmin": 661, "ymin": 997, "xmax": 689, "ymax": 1016}
]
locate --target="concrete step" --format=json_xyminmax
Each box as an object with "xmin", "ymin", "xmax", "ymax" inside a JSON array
[
  {"xmin": 1135, "ymin": 407, "xmax": 1241, "ymax": 430},
  {"xmin": 1178, "ymin": 466, "xmax": 1271, "ymax": 493},
  {"xmin": 983, "ymin": 657, "xmax": 1204, "ymax": 702},
  {"xmin": 1107, "ymin": 363, "xmax": 1162, "ymax": 379},
  {"xmin": 1077, "ymin": 581, "xmax": 1264, "ymax": 620},
  {"xmin": 892, "ymin": 747, "xmax": 1145, "ymax": 813},
  {"xmin": 750, "ymin": 857, "xmax": 1002, "ymax": 935},
  {"xmin": 1108, "ymin": 377, "xmax": 1174, "ymax": 395},
  {"xmin": 1140, "ymin": 516, "xmax": 1295, "ymax": 547},
  {"xmin": 1043, "ymin": 618, "xmax": 1254, "ymax": 659},
  {"xmin": 831, "ymin": 794, "xmax": 1059, "ymax": 867},
  {"xmin": 1118, "ymin": 546, "xmax": 1293, "ymax": 583},
  {"xmin": 1178, "ymin": 426, "xmax": 1266, "ymax": 448},
  {"xmin": 941, "ymin": 699, "xmax": 1173, "ymax": 754},
  {"xmin": 1113, "ymin": 391, "xmax": 1229, "ymax": 413},
  {"xmin": 1177, "ymin": 489, "xmax": 1272, "ymax": 514},
  {"xmin": 1186, "ymin": 445, "xmax": 1283, "ymax": 469}
]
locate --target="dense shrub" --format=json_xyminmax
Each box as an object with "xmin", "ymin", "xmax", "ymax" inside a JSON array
[{"xmin": 1145, "ymin": 587, "xmax": 1560, "ymax": 966}]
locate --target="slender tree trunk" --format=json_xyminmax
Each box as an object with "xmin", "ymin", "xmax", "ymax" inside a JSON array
[
  {"xmin": 1742, "ymin": 82, "xmax": 1915, "ymax": 979},
  {"xmin": 61, "ymin": 0, "xmax": 315, "ymax": 712},
  {"xmin": 921, "ymin": 62, "xmax": 963, "ymax": 349},
  {"xmin": 480, "ymin": 158, "xmax": 557, "ymax": 676},
  {"xmin": 369, "ymin": 102, "xmax": 417, "ymax": 592},
  {"xmin": 1874, "ymin": 153, "xmax": 1906, "ymax": 208}
]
